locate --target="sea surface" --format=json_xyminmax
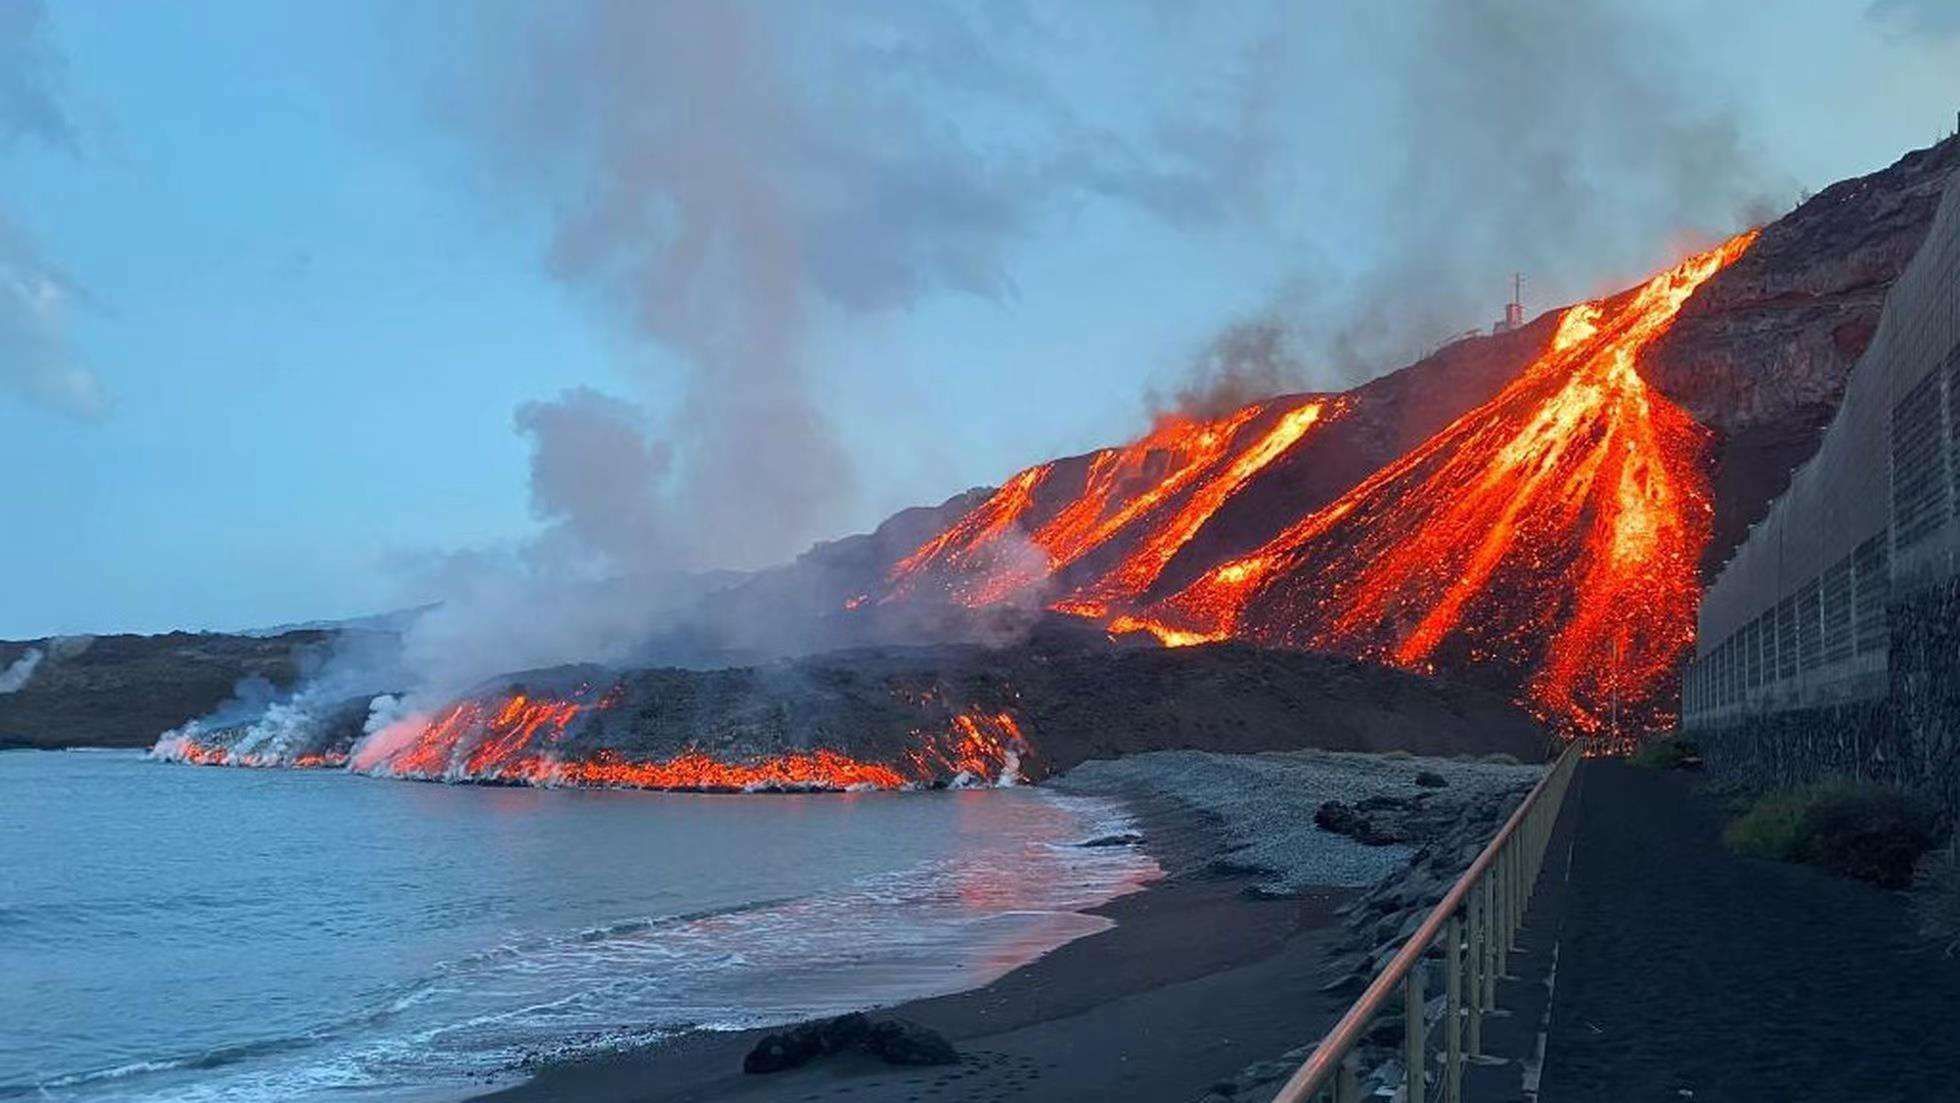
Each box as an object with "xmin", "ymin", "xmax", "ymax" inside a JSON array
[{"xmin": 0, "ymin": 749, "xmax": 1158, "ymax": 1102}]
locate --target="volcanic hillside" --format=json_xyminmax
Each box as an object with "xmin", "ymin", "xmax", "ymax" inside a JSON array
[
  {"xmin": 25, "ymin": 138, "xmax": 1956, "ymax": 783},
  {"xmin": 795, "ymin": 138, "xmax": 1960, "ymax": 738}
]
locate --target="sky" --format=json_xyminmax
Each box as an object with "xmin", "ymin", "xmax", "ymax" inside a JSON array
[{"xmin": 2, "ymin": 0, "xmax": 1958, "ymax": 639}]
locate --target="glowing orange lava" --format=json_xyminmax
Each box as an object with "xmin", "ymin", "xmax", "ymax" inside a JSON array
[
  {"xmin": 352, "ymin": 686, "xmax": 1030, "ymax": 792},
  {"xmin": 883, "ymin": 399, "xmax": 1333, "ymax": 610},
  {"xmin": 1124, "ymin": 232, "xmax": 1759, "ymax": 735},
  {"xmin": 158, "ymin": 737, "xmax": 347, "ymax": 769}
]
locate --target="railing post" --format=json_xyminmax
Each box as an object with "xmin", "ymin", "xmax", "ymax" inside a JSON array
[
  {"xmin": 1262, "ymin": 744, "xmax": 1580, "ymax": 1103},
  {"xmin": 1336, "ymin": 1051, "xmax": 1359, "ymax": 1103},
  {"xmin": 1444, "ymin": 914, "xmax": 1463, "ymax": 1102},
  {"xmin": 1494, "ymin": 849, "xmax": 1510, "ymax": 978},
  {"xmin": 1405, "ymin": 962, "xmax": 1426, "ymax": 1103},
  {"xmin": 1481, "ymin": 869, "xmax": 1498, "ymax": 1006},
  {"xmin": 1464, "ymin": 886, "xmax": 1483, "ymax": 1056}
]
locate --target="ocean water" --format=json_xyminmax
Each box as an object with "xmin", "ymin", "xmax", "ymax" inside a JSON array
[{"xmin": 0, "ymin": 750, "xmax": 1158, "ymax": 1102}]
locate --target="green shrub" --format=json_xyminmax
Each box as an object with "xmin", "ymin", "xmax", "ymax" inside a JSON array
[
  {"xmin": 1912, "ymin": 843, "xmax": 1960, "ymax": 955},
  {"xmin": 1724, "ymin": 780, "xmax": 1932, "ymax": 888},
  {"xmin": 1629, "ymin": 736, "xmax": 1700, "ymax": 770},
  {"xmin": 1724, "ymin": 787, "xmax": 1816, "ymax": 860}
]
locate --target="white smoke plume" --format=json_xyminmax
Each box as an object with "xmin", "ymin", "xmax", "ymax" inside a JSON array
[
  {"xmin": 0, "ymin": 648, "xmax": 41, "ymax": 694},
  {"xmin": 0, "ymin": 635, "xmax": 91, "ymax": 695},
  {"xmin": 352, "ymin": 0, "xmax": 1278, "ymax": 720}
]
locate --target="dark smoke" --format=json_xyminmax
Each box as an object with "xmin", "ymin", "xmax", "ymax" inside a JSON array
[
  {"xmin": 514, "ymin": 387, "xmax": 676, "ymax": 575},
  {"xmin": 1150, "ymin": 314, "xmax": 1313, "ymax": 420},
  {"xmin": 1311, "ymin": 0, "xmax": 1782, "ymax": 381}
]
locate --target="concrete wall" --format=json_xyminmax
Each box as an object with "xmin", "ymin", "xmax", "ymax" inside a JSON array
[{"xmin": 1684, "ymin": 164, "xmax": 1960, "ymax": 727}]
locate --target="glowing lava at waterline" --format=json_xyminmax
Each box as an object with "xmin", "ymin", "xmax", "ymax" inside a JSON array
[{"xmin": 278, "ymin": 686, "xmax": 1031, "ymax": 792}]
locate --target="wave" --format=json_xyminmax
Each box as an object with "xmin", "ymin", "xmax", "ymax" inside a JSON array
[{"xmin": 14, "ymin": 787, "xmax": 1156, "ymax": 1103}]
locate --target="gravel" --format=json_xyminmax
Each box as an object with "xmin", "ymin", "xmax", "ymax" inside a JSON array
[{"xmin": 1054, "ymin": 749, "xmax": 1544, "ymax": 893}]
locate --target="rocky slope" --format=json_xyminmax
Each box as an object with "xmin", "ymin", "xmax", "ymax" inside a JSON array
[{"xmin": 0, "ymin": 631, "xmax": 342, "ymax": 750}]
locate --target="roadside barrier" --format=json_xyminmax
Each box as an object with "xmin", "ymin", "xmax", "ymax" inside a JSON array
[{"xmin": 1270, "ymin": 741, "xmax": 1583, "ymax": 1103}]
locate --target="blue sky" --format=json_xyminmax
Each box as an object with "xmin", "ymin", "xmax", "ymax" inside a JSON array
[{"xmin": 3, "ymin": 0, "xmax": 1957, "ymax": 638}]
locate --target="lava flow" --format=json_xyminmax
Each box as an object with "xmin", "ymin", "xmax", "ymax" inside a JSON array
[
  {"xmin": 153, "ymin": 733, "xmax": 347, "ymax": 769},
  {"xmin": 1120, "ymin": 231, "xmax": 1760, "ymax": 736},
  {"xmin": 352, "ymin": 685, "xmax": 1030, "ymax": 792},
  {"xmin": 880, "ymin": 399, "xmax": 1332, "ymax": 610}
]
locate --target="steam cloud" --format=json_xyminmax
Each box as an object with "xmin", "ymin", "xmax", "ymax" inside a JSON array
[
  {"xmin": 0, "ymin": 634, "xmax": 92, "ymax": 695},
  {"xmin": 0, "ymin": 0, "xmax": 108, "ymax": 421},
  {"xmin": 0, "ymin": 648, "xmax": 41, "ymax": 694},
  {"xmin": 361, "ymin": 0, "xmax": 1276, "ymax": 711}
]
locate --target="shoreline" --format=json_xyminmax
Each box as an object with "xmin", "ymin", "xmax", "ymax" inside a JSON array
[{"xmin": 473, "ymin": 772, "xmax": 1356, "ymax": 1103}]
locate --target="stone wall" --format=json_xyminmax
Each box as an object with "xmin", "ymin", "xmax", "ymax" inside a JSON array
[{"xmin": 1698, "ymin": 580, "xmax": 1960, "ymax": 827}]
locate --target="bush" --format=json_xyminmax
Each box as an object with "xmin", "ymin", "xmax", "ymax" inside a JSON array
[
  {"xmin": 1912, "ymin": 843, "xmax": 1960, "ymax": 955},
  {"xmin": 1629, "ymin": 736, "xmax": 1701, "ymax": 770},
  {"xmin": 1724, "ymin": 781, "xmax": 1933, "ymax": 888}
]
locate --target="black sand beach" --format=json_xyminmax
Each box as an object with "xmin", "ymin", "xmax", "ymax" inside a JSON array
[
  {"xmin": 483, "ymin": 875, "xmax": 1350, "ymax": 1103},
  {"xmin": 474, "ymin": 782, "xmax": 1351, "ymax": 1103},
  {"xmin": 478, "ymin": 750, "xmax": 1542, "ymax": 1103}
]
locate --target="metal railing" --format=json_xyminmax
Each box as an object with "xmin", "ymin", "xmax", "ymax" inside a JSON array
[{"xmin": 1270, "ymin": 741, "xmax": 1583, "ymax": 1103}]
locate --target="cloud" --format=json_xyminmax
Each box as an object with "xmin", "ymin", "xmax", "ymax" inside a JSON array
[
  {"xmin": 0, "ymin": 0, "xmax": 74, "ymax": 152},
  {"xmin": 0, "ymin": 219, "xmax": 109, "ymax": 421},
  {"xmin": 0, "ymin": 1, "xmax": 108, "ymax": 422}
]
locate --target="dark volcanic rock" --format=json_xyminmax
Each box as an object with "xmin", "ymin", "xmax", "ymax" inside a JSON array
[
  {"xmin": 499, "ymin": 623, "xmax": 1547, "ymax": 785},
  {"xmin": 0, "ymin": 630, "xmax": 351, "ymax": 749},
  {"xmin": 864, "ymin": 1018, "xmax": 959, "ymax": 1066},
  {"xmin": 742, "ymin": 1013, "xmax": 954, "ymax": 1074},
  {"xmin": 1414, "ymin": 770, "xmax": 1448, "ymax": 788}
]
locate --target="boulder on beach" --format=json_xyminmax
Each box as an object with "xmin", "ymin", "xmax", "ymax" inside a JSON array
[{"xmin": 743, "ymin": 1013, "xmax": 957, "ymax": 1074}]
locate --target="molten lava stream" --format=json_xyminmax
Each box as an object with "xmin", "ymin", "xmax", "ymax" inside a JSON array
[
  {"xmin": 355, "ymin": 688, "xmax": 1032, "ymax": 792},
  {"xmin": 884, "ymin": 399, "xmax": 1329, "ymax": 610},
  {"xmin": 1125, "ymin": 232, "xmax": 1759, "ymax": 736},
  {"xmin": 1056, "ymin": 399, "xmax": 1332, "ymax": 617}
]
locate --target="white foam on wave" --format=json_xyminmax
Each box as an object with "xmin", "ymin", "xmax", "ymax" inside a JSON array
[{"xmin": 41, "ymin": 789, "xmax": 1157, "ymax": 1103}]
